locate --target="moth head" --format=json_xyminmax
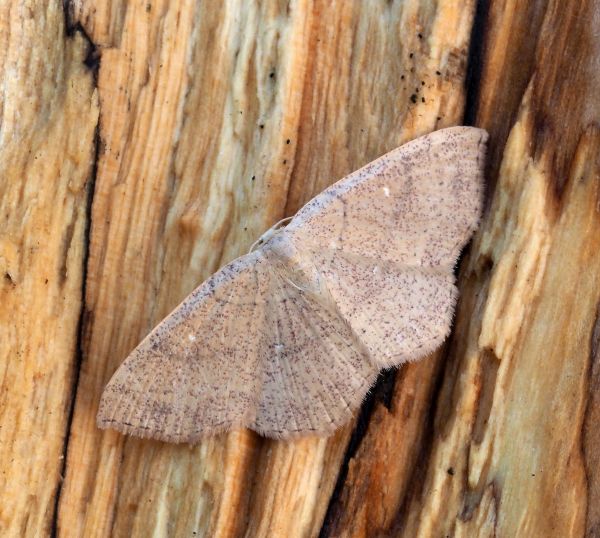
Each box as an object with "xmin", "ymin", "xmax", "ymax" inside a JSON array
[
  {"xmin": 250, "ymin": 216, "xmax": 293, "ymax": 252},
  {"xmin": 256, "ymin": 225, "xmax": 280, "ymax": 247}
]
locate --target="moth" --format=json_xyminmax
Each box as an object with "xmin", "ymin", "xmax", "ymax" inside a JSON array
[{"xmin": 98, "ymin": 126, "xmax": 487, "ymax": 442}]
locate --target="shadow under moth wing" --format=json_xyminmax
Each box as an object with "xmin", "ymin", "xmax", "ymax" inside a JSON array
[{"xmin": 97, "ymin": 126, "xmax": 488, "ymax": 443}]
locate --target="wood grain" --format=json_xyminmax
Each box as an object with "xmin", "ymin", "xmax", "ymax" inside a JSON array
[
  {"xmin": 0, "ymin": 3, "xmax": 98, "ymax": 536},
  {"xmin": 56, "ymin": 1, "xmax": 476, "ymax": 536},
  {"xmin": 324, "ymin": 0, "xmax": 600, "ymax": 536},
  {"xmin": 2, "ymin": 0, "xmax": 598, "ymax": 536}
]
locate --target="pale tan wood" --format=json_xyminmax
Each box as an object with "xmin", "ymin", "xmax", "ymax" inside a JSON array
[
  {"xmin": 325, "ymin": 0, "xmax": 600, "ymax": 536},
  {"xmin": 0, "ymin": 2, "xmax": 98, "ymax": 536},
  {"xmin": 401, "ymin": 115, "xmax": 594, "ymax": 537},
  {"xmin": 54, "ymin": 1, "xmax": 478, "ymax": 537},
  {"xmin": 8, "ymin": 0, "xmax": 599, "ymax": 536}
]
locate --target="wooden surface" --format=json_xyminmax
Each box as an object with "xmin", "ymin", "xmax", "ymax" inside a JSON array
[
  {"xmin": 0, "ymin": 0, "xmax": 598, "ymax": 537},
  {"xmin": 0, "ymin": 3, "xmax": 98, "ymax": 535}
]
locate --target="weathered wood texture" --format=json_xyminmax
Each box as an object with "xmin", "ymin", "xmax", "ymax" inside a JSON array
[
  {"xmin": 326, "ymin": 1, "xmax": 600, "ymax": 536},
  {"xmin": 60, "ymin": 2, "xmax": 476, "ymax": 537},
  {"xmin": 0, "ymin": 0, "xmax": 598, "ymax": 537},
  {"xmin": 0, "ymin": 3, "xmax": 98, "ymax": 536}
]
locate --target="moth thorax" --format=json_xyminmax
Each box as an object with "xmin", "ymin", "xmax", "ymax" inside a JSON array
[
  {"xmin": 265, "ymin": 233, "xmax": 323, "ymax": 293},
  {"xmin": 261, "ymin": 229, "xmax": 293, "ymax": 257}
]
